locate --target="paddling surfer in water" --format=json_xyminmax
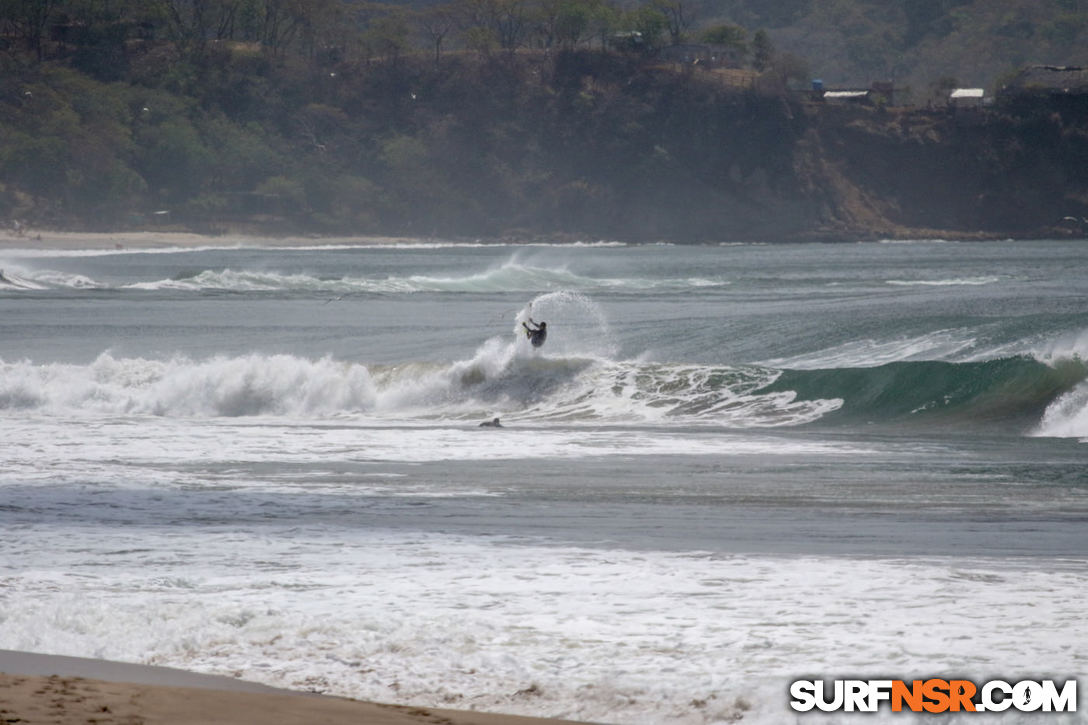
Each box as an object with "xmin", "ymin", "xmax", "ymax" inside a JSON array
[{"xmin": 522, "ymin": 318, "xmax": 547, "ymax": 348}]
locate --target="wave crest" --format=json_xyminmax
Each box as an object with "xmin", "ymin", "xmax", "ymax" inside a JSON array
[
  {"xmin": 0, "ymin": 353, "xmax": 377, "ymax": 417},
  {"xmin": 767, "ymin": 357, "xmax": 1088, "ymax": 428},
  {"xmin": 0, "ymin": 348, "xmax": 840, "ymax": 428},
  {"xmin": 6, "ymin": 338, "xmax": 1082, "ymax": 431},
  {"xmin": 0, "ymin": 258, "xmax": 729, "ymax": 296}
]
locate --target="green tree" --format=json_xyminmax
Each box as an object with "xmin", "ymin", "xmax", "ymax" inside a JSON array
[
  {"xmin": 772, "ymin": 51, "xmax": 809, "ymax": 87},
  {"xmin": 462, "ymin": 25, "xmax": 498, "ymax": 56},
  {"xmin": 624, "ymin": 6, "xmax": 667, "ymax": 51},
  {"xmin": 202, "ymin": 116, "xmax": 279, "ymax": 191},
  {"xmin": 0, "ymin": 132, "xmax": 68, "ymax": 196},
  {"xmin": 459, "ymin": 0, "xmax": 531, "ymax": 51},
  {"xmin": 555, "ymin": 0, "xmax": 599, "ymax": 49},
  {"xmin": 701, "ymin": 23, "xmax": 747, "ymax": 53},
  {"xmin": 588, "ymin": 1, "xmax": 618, "ymax": 50},
  {"xmin": 535, "ymin": 0, "xmax": 600, "ymax": 49},
  {"xmin": 752, "ymin": 28, "xmax": 773, "ymax": 71},
  {"xmin": 534, "ymin": 0, "xmax": 566, "ymax": 49},
  {"xmin": 255, "ymin": 174, "xmax": 307, "ymax": 212},
  {"xmin": 136, "ymin": 118, "xmax": 213, "ymax": 202},
  {"xmin": 293, "ymin": 0, "xmax": 349, "ymax": 60},
  {"xmin": 363, "ymin": 8, "xmax": 411, "ymax": 64}
]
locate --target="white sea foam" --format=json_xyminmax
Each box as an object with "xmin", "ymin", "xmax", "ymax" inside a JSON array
[
  {"xmin": 125, "ymin": 268, "xmax": 330, "ymax": 292},
  {"xmin": 0, "ymin": 267, "xmax": 52, "ymax": 289},
  {"xmin": 885, "ymin": 276, "xmax": 1002, "ymax": 286},
  {"xmin": 0, "ymin": 419, "xmax": 868, "ymax": 488},
  {"xmin": 760, "ymin": 329, "xmax": 978, "ymax": 369},
  {"xmin": 0, "ymin": 262, "xmax": 109, "ymax": 289},
  {"xmin": 1034, "ymin": 381, "xmax": 1088, "ymax": 441},
  {"xmin": 0, "ymin": 343, "xmax": 840, "ymax": 428},
  {"xmin": 120, "ymin": 261, "xmax": 728, "ymax": 295},
  {"xmin": 1030, "ymin": 328, "xmax": 1088, "ymax": 365},
  {"xmin": 0, "ymin": 528, "xmax": 1083, "ymax": 725},
  {"xmin": 959, "ymin": 327, "xmax": 1088, "ymax": 368},
  {"xmin": 0, "ymin": 253, "xmax": 725, "ymax": 295},
  {"xmin": 513, "ymin": 289, "xmax": 619, "ymax": 358},
  {"xmin": 0, "ymin": 353, "xmax": 378, "ymax": 417},
  {"xmin": 876, "ymin": 238, "xmax": 953, "ymax": 244}
]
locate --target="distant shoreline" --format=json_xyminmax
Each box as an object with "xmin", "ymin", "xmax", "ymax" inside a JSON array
[
  {"xmin": 0, "ymin": 230, "xmax": 435, "ymax": 251},
  {"xmin": 0, "ymin": 228, "xmax": 1077, "ymax": 251}
]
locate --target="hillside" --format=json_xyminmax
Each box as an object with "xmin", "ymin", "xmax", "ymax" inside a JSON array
[
  {"xmin": 1, "ymin": 0, "xmax": 1087, "ymax": 242},
  {"xmin": 696, "ymin": 0, "xmax": 1088, "ymax": 93}
]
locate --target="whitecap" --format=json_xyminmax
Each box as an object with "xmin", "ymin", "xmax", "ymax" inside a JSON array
[{"xmin": 885, "ymin": 276, "xmax": 1001, "ymax": 286}]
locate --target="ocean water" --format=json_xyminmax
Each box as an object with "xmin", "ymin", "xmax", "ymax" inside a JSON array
[{"xmin": 0, "ymin": 239, "xmax": 1085, "ymax": 724}]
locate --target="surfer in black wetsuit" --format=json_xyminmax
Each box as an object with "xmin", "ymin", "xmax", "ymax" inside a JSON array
[{"xmin": 522, "ymin": 318, "xmax": 547, "ymax": 347}]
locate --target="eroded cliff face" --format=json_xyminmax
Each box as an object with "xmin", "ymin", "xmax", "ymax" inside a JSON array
[
  {"xmin": 3, "ymin": 49, "xmax": 1086, "ymax": 242},
  {"xmin": 517, "ymin": 63, "xmax": 1088, "ymax": 242},
  {"xmin": 789, "ymin": 99, "xmax": 1088, "ymax": 240}
]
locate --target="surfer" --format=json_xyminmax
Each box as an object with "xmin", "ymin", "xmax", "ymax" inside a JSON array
[
  {"xmin": 522, "ymin": 318, "xmax": 547, "ymax": 348},
  {"xmin": 479, "ymin": 417, "xmax": 503, "ymax": 428}
]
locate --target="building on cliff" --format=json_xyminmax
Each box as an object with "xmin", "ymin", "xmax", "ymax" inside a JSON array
[
  {"xmin": 818, "ymin": 82, "xmax": 899, "ymax": 106},
  {"xmin": 949, "ymin": 88, "xmax": 985, "ymax": 108},
  {"xmin": 823, "ymin": 89, "xmax": 870, "ymax": 103},
  {"xmin": 1004, "ymin": 66, "xmax": 1088, "ymax": 96}
]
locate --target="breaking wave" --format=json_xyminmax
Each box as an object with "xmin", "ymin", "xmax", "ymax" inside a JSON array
[
  {"xmin": 0, "ymin": 267, "xmax": 100, "ymax": 290},
  {"xmin": 4, "ymin": 347, "xmax": 1084, "ymax": 433},
  {"xmin": 0, "ymin": 291, "xmax": 825, "ymax": 426},
  {"xmin": 3, "ymin": 275, "xmax": 1085, "ymax": 432},
  {"xmin": 766, "ymin": 356, "xmax": 1088, "ymax": 428},
  {"xmin": 0, "ymin": 350, "xmax": 839, "ymax": 426},
  {"xmin": 1035, "ymin": 381, "xmax": 1088, "ymax": 440},
  {"xmin": 0, "ymin": 260, "xmax": 727, "ymax": 295},
  {"xmin": 124, "ymin": 262, "xmax": 728, "ymax": 295}
]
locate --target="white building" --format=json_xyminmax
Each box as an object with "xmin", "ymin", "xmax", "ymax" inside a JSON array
[{"xmin": 949, "ymin": 88, "xmax": 985, "ymax": 107}]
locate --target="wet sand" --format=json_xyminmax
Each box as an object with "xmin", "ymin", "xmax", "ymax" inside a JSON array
[{"xmin": 0, "ymin": 650, "xmax": 589, "ymax": 725}]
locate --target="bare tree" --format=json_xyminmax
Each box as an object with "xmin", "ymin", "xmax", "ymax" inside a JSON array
[
  {"xmin": 417, "ymin": 3, "xmax": 457, "ymax": 67},
  {"xmin": 652, "ymin": 0, "xmax": 691, "ymax": 46},
  {"xmin": 157, "ymin": 0, "xmax": 214, "ymax": 54},
  {"xmin": 262, "ymin": 0, "xmax": 304, "ymax": 56},
  {"xmin": 459, "ymin": 0, "xmax": 530, "ymax": 52},
  {"xmin": 1, "ymin": 0, "xmax": 57, "ymax": 60},
  {"xmin": 533, "ymin": 0, "xmax": 564, "ymax": 50}
]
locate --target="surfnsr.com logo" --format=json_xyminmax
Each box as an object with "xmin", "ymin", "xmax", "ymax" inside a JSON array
[{"xmin": 790, "ymin": 679, "xmax": 1077, "ymax": 713}]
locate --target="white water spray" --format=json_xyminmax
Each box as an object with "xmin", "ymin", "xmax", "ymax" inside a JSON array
[{"xmin": 513, "ymin": 290, "xmax": 618, "ymax": 360}]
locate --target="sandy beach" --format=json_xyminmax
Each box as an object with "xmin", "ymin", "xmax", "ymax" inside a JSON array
[
  {"xmin": 0, "ymin": 651, "xmax": 589, "ymax": 725},
  {"xmin": 0, "ymin": 229, "xmax": 432, "ymax": 251}
]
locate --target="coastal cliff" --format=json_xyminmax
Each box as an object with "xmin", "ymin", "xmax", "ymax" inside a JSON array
[{"xmin": 2, "ymin": 50, "xmax": 1086, "ymax": 242}]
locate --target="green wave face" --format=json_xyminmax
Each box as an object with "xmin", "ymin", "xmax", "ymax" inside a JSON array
[{"xmin": 763, "ymin": 357, "xmax": 1088, "ymax": 428}]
